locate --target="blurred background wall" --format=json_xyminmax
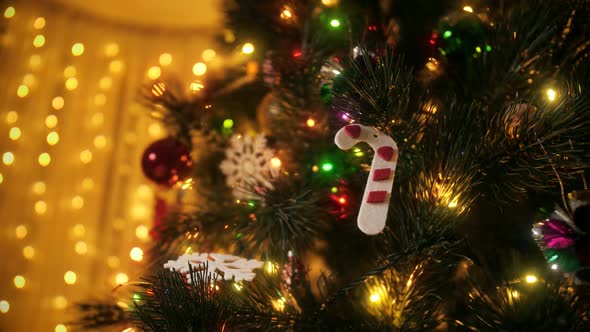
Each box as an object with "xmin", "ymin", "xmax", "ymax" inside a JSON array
[{"xmin": 0, "ymin": 0, "xmax": 224, "ymax": 330}]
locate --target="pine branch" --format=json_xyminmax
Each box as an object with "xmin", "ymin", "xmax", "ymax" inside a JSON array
[
  {"xmin": 235, "ymin": 175, "xmax": 330, "ymax": 260},
  {"xmin": 133, "ymin": 265, "xmax": 234, "ymax": 332}
]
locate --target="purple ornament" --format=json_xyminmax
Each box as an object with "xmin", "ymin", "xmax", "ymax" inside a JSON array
[
  {"xmin": 141, "ymin": 137, "xmax": 192, "ymax": 187},
  {"xmin": 540, "ymin": 219, "xmax": 576, "ymax": 249}
]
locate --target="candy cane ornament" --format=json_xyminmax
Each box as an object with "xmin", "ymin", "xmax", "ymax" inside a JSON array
[{"xmin": 335, "ymin": 124, "xmax": 398, "ymax": 235}]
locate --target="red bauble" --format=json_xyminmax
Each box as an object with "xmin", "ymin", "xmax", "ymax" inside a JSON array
[{"xmin": 141, "ymin": 137, "xmax": 192, "ymax": 187}]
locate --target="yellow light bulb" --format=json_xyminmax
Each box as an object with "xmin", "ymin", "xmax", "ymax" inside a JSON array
[
  {"xmin": 192, "ymin": 62, "xmax": 207, "ymax": 76},
  {"xmin": 148, "ymin": 122, "xmax": 162, "ymax": 137},
  {"xmin": 0, "ymin": 300, "xmax": 9, "ymax": 313},
  {"xmin": 9, "ymin": 127, "xmax": 21, "ymax": 140},
  {"xmin": 525, "ymin": 274, "xmax": 538, "ymax": 283},
  {"xmin": 71, "ymin": 43, "xmax": 84, "ymax": 56},
  {"xmin": 52, "ymin": 296, "xmax": 67, "ymax": 310},
  {"xmin": 81, "ymin": 177, "xmax": 94, "ymax": 191},
  {"xmin": 74, "ymin": 241, "xmax": 88, "ymax": 255},
  {"xmin": 3, "ymin": 152, "xmax": 14, "ymax": 165},
  {"xmin": 99, "ymin": 76, "xmax": 112, "ymax": 90},
  {"xmin": 109, "ymin": 59, "xmax": 124, "ymax": 73},
  {"xmin": 23, "ymin": 246, "xmax": 35, "ymax": 259},
  {"xmin": 91, "ymin": 112, "xmax": 104, "ymax": 127},
  {"xmin": 63, "ymin": 66, "xmax": 76, "ymax": 78},
  {"xmin": 33, "ymin": 17, "xmax": 46, "ymax": 29},
  {"xmin": 32, "ymin": 181, "xmax": 46, "ymax": 194},
  {"xmin": 46, "ymin": 131, "xmax": 59, "ymax": 145},
  {"xmin": 33, "ymin": 34, "xmax": 46, "ymax": 48},
  {"xmin": 306, "ymin": 118, "xmax": 316, "ymax": 127},
  {"xmin": 5, "ymin": 111, "xmax": 18, "ymax": 124},
  {"xmin": 104, "ymin": 42, "xmax": 119, "ymax": 57},
  {"xmin": 15, "ymin": 225, "xmax": 27, "ymax": 239},
  {"xmin": 38, "ymin": 152, "xmax": 51, "ymax": 166},
  {"xmin": 270, "ymin": 157, "xmax": 281, "ymax": 168},
  {"xmin": 93, "ymin": 135, "xmax": 107, "ymax": 149},
  {"xmin": 64, "ymin": 271, "xmax": 77, "ymax": 285},
  {"xmin": 130, "ymin": 247, "xmax": 144, "ymax": 262},
  {"xmin": 159, "ymin": 53, "xmax": 173, "ymax": 66},
  {"xmin": 94, "ymin": 93, "xmax": 106, "ymax": 106},
  {"xmin": 34, "ymin": 200, "xmax": 47, "ymax": 215},
  {"xmin": 65, "ymin": 77, "xmax": 78, "ymax": 90},
  {"xmin": 135, "ymin": 225, "xmax": 149, "ymax": 240},
  {"xmin": 546, "ymin": 88, "xmax": 557, "ymax": 101},
  {"xmin": 0, "ymin": 173, "xmax": 3, "ymax": 184},
  {"xmin": 241, "ymin": 43, "xmax": 254, "ymax": 54},
  {"xmin": 4, "ymin": 6, "xmax": 15, "ymax": 18},
  {"xmin": 80, "ymin": 149, "xmax": 93, "ymax": 164},
  {"xmin": 463, "ymin": 6, "xmax": 474, "ymax": 13},
  {"xmin": 72, "ymin": 224, "xmax": 86, "ymax": 237},
  {"xmin": 23, "ymin": 74, "xmax": 36, "ymax": 86},
  {"xmin": 17, "ymin": 84, "xmax": 29, "ymax": 98},
  {"xmin": 146, "ymin": 66, "xmax": 161, "ymax": 80},
  {"xmin": 45, "ymin": 114, "xmax": 58, "ymax": 128},
  {"xmin": 202, "ymin": 49, "xmax": 216, "ymax": 61},
  {"xmin": 115, "ymin": 272, "xmax": 129, "ymax": 285},
  {"xmin": 51, "ymin": 97, "xmax": 64, "ymax": 110},
  {"xmin": 55, "ymin": 324, "xmax": 67, "ymax": 332},
  {"xmin": 29, "ymin": 54, "xmax": 42, "ymax": 69},
  {"xmin": 71, "ymin": 195, "xmax": 84, "ymax": 209},
  {"xmin": 13, "ymin": 275, "xmax": 25, "ymax": 288},
  {"xmin": 321, "ymin": 0, "xmax": 339, "ymax": 7},
  {"xmin": 280, "ymin": 8, "xmax": 293, "ymax": 20},
  {"xmin": 369, "ymin": 293, "xmax": 380, "ymax": 303}
]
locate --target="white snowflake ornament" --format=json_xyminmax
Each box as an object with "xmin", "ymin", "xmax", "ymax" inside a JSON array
[
  {"xmin": 164, "ymin": 253, "xmax": 264, "ymax": 282},
  {"xmin": 220, "ymin": 134, "xmax": 277, "ymax": 199}
]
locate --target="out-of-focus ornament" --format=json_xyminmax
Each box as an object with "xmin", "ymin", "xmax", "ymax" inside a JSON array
[
  {"xmin": 335, "ymin": 124, "xmax": 398, "ymax": 235},
  {"xmin": 506, "ymin": 103, "xmax": 537, "ymax": 139},
  {"xmin": 141, "ymin": 137, "xmax": 192, "ymax": 187},
  {"xmin": 164, "ymin": 253, "xmax": 264, "ymax": 282},
  {"xmin": 435, "ymin": 11, "xmax": 488, "ymax": 58},
  {"xmin": 533, "ymin": 190, "xmax": 590, "ymax": 282},
  {"xmin": 256, "ymin": 93, "xmax": 281, "ymax": 135},
  {"xmin": 219, "ymin": 133, "xmax": 277, "ymax": 199}
]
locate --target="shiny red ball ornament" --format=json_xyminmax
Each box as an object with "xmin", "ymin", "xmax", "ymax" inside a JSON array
[{"xmin": 141, "ymin": 137, "xmax": 192, "ymax": 187}]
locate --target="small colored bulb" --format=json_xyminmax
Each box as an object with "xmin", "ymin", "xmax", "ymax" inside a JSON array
[
  {"xmin": 13, "ymin": 275, "xmax": 25, "ymax": 288},
  {"xmin": 546, "ymin": 88, "xmax": 557, "ymax": 101},
  {"xmin": 321, "ymin": 162, "xmax": 334, "ymax": 172},
  {"xmin": 71, "ymin": 43, "xmax": 84, "ymax": 56},
  {"xmin": 306, "ymin": 118, "xmax": 316, "ymax": 127},
  {"xmin": 223, "ymin": 119, "xmax": 234, "ymax": 129},
  {"xmin": 130, "ymin": 247, "xmax": 143, "ymax": 262},
  {"xmin": 330, "ymin": 19, "xmax": 341, "ymax": 28},
  {"xmin": 192, "ymin": 62, "xmax": 207, "ymax": 76},
  {"xmin": 0, "ymin": 300, "xmax": 9, "ymax": 313},
  {"xmin": 369, "ymin": 293, "xmax": 380, "ymax": 303},
  {"xmin": 270, "ymin": 157, "xmax": 281, "ymax": 168},
  {"xmin": 463, "ymin": 6, "xmax": 474, "ymax": 13},
  {"xmin": 525, "ymin": 274, "xmax": 538, "ymax": 283},
  {"xmin": 442, "ymin": 30, "xmax": 452, "ymax": 39},
  {"xmin": 242, "ymin": 43, "xmax": 254, "ymax": 54},
  {"xmin": 64, "ymin": 271, "xmax": 77, "ymax": 285},
  {"xmin": 4, "ymin": 6, "xmax": 15, "ymax": 18}
]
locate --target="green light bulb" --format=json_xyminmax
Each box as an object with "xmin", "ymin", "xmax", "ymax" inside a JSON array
[
  {"xmin": 330, "ymin": 19, "xmax": 341, "ymax": 28},
  {"xmin": 442, "ymin": 30, "xmax": 452, "ymax": 39},
  {"xmin": 223, "ymin": 119, "xmax": 234, "ymax": 129},
  {"xmin": 321, "ymin": 163, "xmax": 334, "ymax": 172}
]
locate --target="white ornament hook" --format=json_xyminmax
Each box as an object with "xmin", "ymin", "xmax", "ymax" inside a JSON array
[{"xmin": 335, "ymin": 124, "xmax": 398, "ymax": 235}]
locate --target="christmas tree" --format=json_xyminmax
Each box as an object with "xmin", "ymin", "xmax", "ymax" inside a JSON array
[{"xmin": 76, "ymin": 0, "xmax": 590, "ymax": 331}]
